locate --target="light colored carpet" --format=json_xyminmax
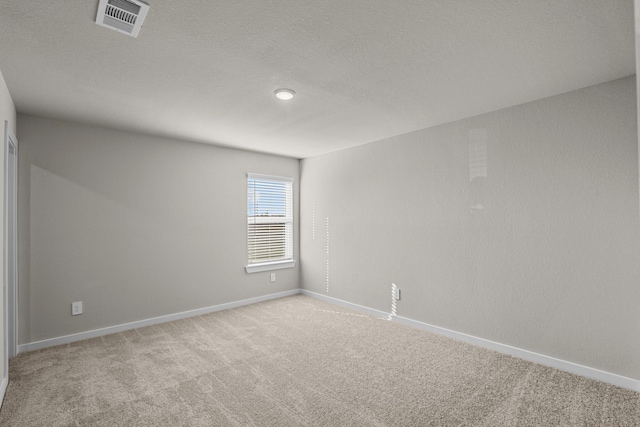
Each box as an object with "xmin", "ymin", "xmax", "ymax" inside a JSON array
[{"xmin": 0, "ymin": 295, "xmax": 638, "ymax": 426}]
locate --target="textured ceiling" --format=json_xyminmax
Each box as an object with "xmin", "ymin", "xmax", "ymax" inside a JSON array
[{"xmin": 0, "ymin": 1, "xmax": 635, "ymax": 158}]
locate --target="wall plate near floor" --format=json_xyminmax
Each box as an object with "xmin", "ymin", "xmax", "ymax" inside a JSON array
[{"xmin": 72, "ymin": 301, "xmax": 83, "ymax": 316}]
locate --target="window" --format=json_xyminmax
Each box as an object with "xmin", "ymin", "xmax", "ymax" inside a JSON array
[{"xmin": 245, "ymin": 174, "xmax": 295, "ymax": 273}]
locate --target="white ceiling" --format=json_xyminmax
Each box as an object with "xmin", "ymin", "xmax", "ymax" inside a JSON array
[{"xmin": 0, "ymin": 1, "xmax": 635, "ymax": 159}]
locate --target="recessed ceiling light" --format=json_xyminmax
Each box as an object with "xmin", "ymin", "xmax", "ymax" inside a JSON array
[{"xmin": 274, "ymin": 89, "xmax": 295, "ymax": 101}]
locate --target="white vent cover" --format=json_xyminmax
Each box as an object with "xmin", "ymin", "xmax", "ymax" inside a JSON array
[{"xmin": 96, "ymin": 0, "xmax": 149, "ymax": 38}]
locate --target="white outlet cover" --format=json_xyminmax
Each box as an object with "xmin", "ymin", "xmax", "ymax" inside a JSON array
[{"xmin": 72, "ymin": 301, "xmax": 83, "ymax": 315}]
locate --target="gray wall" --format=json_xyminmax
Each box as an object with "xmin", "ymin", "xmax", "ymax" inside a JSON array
[
  {"xmin": 18, "ymin": 115, "xmax": 300, "ymax": 343},
  {"xmin": 300, "ymin": 76, "xmax": 640, "ymax": 379}
]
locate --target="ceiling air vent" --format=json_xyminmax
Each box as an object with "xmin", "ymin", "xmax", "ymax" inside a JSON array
[{"xmin": 96, "ymin": 0, "xmax": 149, "ymax": 38}]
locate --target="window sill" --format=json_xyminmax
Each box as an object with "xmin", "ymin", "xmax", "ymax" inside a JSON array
[{"xmin": 245, "ymin": 260, "xmax": 296, "ymax": 274}]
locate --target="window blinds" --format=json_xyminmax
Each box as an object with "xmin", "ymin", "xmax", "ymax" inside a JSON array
[{"xmin": 247, "ymin": 174, "xmax": 293, "ymax": 264}]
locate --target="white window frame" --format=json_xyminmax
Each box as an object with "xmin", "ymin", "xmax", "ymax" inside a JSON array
[{"xmin": 245, "ymin": 173, "xmax": 296, "ymax": 273}]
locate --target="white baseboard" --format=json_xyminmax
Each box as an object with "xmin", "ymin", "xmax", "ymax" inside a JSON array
[
  {"xmin": 17, "ymin": 288, "xmax": 640, "ymax": 392},
  {"xmin": 301, "ymin": 289, "xmax": 640, "ymax": 392},
  {"xmin": 0, "ymin": 376, "xmax": 7, "ymax": 409},
  {"xmin": 18, "ymin": 289, "xmax": 301, "ymax": 354}
]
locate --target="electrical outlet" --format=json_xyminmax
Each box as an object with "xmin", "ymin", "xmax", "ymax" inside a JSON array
[
  {"xmin": 72, "ymin": 301, "xmax": 83, "ymax": 316},
  {"xmin": 393, "ymin": 287, "xmax": 401, "ymax": 301},
  {"xmin": 270, "ymin": 273, "xmax": 276, "ymax": 282}
]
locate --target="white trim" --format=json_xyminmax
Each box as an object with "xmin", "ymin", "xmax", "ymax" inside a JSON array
[
  {"xmin": 2, "ymin": 121, "xmax": 7, "ymax": 408},
  {"xmin": 18, "ymin": 289, "xmax": 301, "ymax": 354},
  {"xmin": 301, "ymin": 289, "xmax": 640, "ymax": 392},
  {"xmin": 2, "ymin": 121, "xmax": 17, "ymax": 410},
  {"xmin": 16, "ymin": 288, "xmax": 640, "ymax": 392},
  {"xmin": 247, "ymin": 173, "xmax": 294, "ymax": 183},
  {"xmin": 245, "ymin": 260, "xmax": 296, "ymax": 273},
  {"xmin": 0, "ymin": 377, "xmax": 6, "ymax": 408},
  {"xmin": 4, "ymin": 126, "xmax": 17, "ymax": 360}
]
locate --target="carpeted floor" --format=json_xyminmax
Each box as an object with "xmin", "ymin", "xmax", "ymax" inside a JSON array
[{"xmin": 0, "ymin": 295, "xmax": 638, "ymax": 426}]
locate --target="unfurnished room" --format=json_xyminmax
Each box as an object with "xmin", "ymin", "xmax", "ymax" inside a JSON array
[{"xmin": 0, "ymin": 0, "xmax": 639, "ymax": 425}]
